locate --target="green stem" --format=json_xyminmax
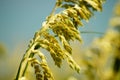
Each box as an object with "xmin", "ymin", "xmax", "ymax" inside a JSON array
[
  {"xmin": 81, "ymin": 31, "xmax": 104, "ymax": 34},
  {"xmin": 15, "ymin": 42, "xmax": 36, "ymax": 80},
  {"xmin": 22, "ymin": 53, "xmax": 35, "ymax": 76},
  {"xmin": 15, "ymin": 54, "xmax": 26, "ymax": 80}
]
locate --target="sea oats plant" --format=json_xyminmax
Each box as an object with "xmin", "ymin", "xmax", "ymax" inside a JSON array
[
  {"xmin": 79, "ymin": 28, "xmax": 120, "ymax": 80},
  {"xmin": 15, "ymin": 0, "xmax": 105, "ymax": 80},
  {"xmin": 73, "ymin": 2, "xmax": 120, "ymax": 80}
]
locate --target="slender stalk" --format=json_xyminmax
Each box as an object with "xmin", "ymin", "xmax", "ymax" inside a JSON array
[
  {"xmin": 22, "ymin": 53, "xmax": 34, "ymax": 76},
  {"xmin": 15, "ymin": 54, "xmax": 25, "ymax": 80},
  {"xmin": 15, "ymin": 42, "xmax": 36, "ymax": 80},
  {"xmin": 81, "ymin": 31, "xmax": 104, "ymax": 34}
]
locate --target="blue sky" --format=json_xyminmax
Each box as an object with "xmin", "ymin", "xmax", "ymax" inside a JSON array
[{"xmin": 0, "ymin": 0, "xmax": 118, "ymax": 53}]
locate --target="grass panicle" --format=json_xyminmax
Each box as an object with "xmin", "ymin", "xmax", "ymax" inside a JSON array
[{"xmin": 15, "ymin": 0, "xmax": 105, "ymax": 80}]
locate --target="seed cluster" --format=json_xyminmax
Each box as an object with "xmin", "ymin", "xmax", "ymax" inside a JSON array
[{"xmin": 16, "ymin": 0, "xmax": 105, "ymax": 80}]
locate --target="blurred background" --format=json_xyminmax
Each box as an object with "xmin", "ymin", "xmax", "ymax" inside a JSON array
[{"xmin": 0, "ymin": 0, "xmax": 119, "ymax": 80}]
